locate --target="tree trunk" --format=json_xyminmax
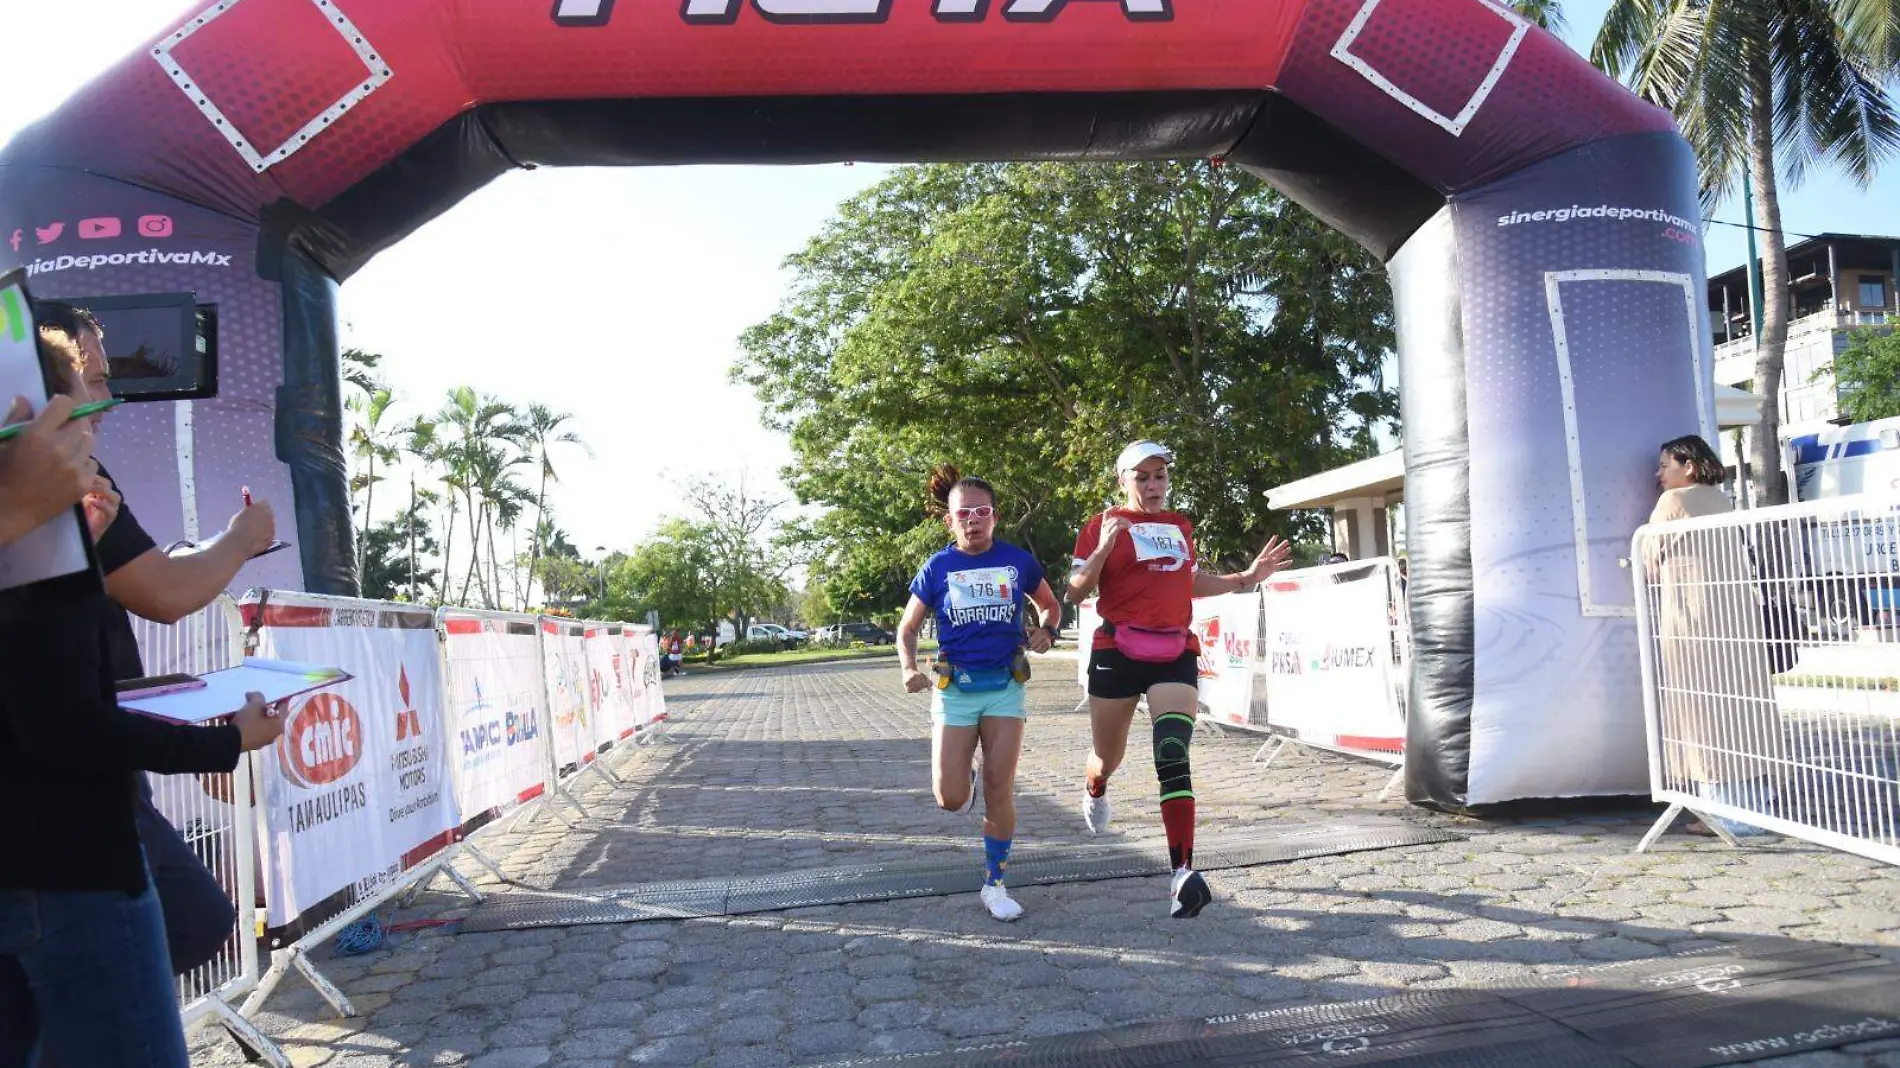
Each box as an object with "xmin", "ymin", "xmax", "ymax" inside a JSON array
[
  {"xmin": 359, "ymin": 451, "xmax": 373, "ymax": 581},
  {"xmin": 460, "ymin": 492, "xmax": 484, "ymax": 605},
  {"xmin": 407, "ymin": 474, "xmax": 417, "ymax": 601},
  {"xmin": 529, "ymin": 469, "xmax": 549, "ymax": 611},
  {"xmin": 440, "ymin": 495, "xmax": 455, "ymax": 607},
  {"xmin": 1747, "ymin": 57, "xmax": 1791, "ymax": 506}
]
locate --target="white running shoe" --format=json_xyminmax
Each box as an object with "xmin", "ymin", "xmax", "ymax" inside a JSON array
[
  {"xmin": 1169, "ymin": 867, "xmax": 1211, "ymax": 919},
  {"xmin": 1083, "ymin": 792, "xmax": 1111, "ymax": 835},
  {"xmin": 980, "ymin": 882, "xmax": 1023, "ymax": 922}
]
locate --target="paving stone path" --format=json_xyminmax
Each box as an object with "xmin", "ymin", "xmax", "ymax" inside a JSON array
[{"xmin": 195, "ymin": 657, "xmax": 1900, "ymax": 1067}]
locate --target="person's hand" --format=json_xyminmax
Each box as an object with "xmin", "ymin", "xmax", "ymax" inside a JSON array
[
  {"xmin": 1246, "ymin": 536, "xmax": 1294, "ymax": 585},
  {"xmin": 1025, "ymin": 626, "xmax": 1053, "ymax": 654},
  {"xmin": 0, "ymin": 395, "xmax": 98, "ymax": 546},
  {"xmin": 224, "ymin": 497, "xmax": 276, "ymax": 556},
  {"xmin": 83, "ymin": 476, "xmax": 120, "ymax": 542},
  {"xmin": 1098, "ymin": 512, "xmax": 1130, "ymax": 551},
  {"xmin": 903, "ymin": 669, "xmax": 931, "ymax": 694},
  {"xmin": 230, "ymin": 691, "xmax": 287, "ymax": 752}
]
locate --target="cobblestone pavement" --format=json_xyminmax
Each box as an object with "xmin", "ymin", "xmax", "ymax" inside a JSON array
[{"xmin": 196, "ymin": 658, "xmax": 1900, "ymax": 1067}]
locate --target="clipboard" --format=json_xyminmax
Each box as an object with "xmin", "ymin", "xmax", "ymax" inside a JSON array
[
  {"xmin": 165, "ymin": 537, "xmax": 291, "ymax": 561},
  {"xmin": 118, "ymin": 657, "xmax": 352, "ymax": 725},
  {"xmin": 0, "ymin": 269, "xmax": 104, "ymax": 615}
]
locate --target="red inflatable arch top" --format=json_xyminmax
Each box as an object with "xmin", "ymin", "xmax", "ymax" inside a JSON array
[{"xmin": 0, "ymin": 0, "xmax": 1714, "ymax": 808}]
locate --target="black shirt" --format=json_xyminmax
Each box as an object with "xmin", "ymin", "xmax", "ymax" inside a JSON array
[
  {"xmin": 0, "ymin": 594, "xmax": 242, "ymax": 894},
  {"xmin": 94, "ymin": 461, "xmax": 156, "ymax": 682}
]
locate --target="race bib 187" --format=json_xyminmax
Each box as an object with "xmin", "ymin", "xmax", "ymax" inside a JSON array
[{"xmin": 1129, "ymin": 523, "xmax": 1190, "ymax": 566}]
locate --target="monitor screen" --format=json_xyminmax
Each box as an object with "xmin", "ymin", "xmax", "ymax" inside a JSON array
[{"xmin": 73, "ymin": 293, "xmax": 217, "ymax": 401}]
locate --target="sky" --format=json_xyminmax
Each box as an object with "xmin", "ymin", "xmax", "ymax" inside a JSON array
[{"xmin": 1, "ymin": 0, "xmax": 1895, "ymax": 557}]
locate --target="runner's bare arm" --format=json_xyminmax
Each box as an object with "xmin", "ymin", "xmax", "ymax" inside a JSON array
[
  {"xmin": 1192, "ymin": 535, "xmax": 1294, "ymax": 596},
  {"xmin": 896, "ymin": 595, "xmax": 932, "ymax": 692},
  {"xmin": 1025, "ymin": 580, "xmax": 1062, "ymax": 653},
  {"xmin": 1066, "ymin": 514, "xmax": 1127, "ymax": 602}
]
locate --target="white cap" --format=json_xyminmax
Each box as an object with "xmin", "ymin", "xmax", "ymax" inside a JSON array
[{"xmin": 1116, "ymin": 440, "xmax": 1174, "ymax": 473}]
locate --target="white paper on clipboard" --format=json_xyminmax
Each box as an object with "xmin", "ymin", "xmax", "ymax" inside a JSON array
[
  {"xmin": 0, "ymin": 272, "xmax": 92, "ymax": 592},
  {"xmin": 119, "ymin": 657, "xmax": 353, "ymax": 725}
]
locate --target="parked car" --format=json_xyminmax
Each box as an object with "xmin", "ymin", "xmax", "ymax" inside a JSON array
[
  {"xmin": 746, "ymin": 622, "xmax": 807, "ymax": 648},
  {"xmin": 818, "ymin": 621, "xmax": 894, "ymax": 646}
]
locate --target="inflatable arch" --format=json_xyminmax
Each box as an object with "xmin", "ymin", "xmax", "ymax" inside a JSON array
[{"xmin": 0, "ymin": 0, "xmax": 1717, "ymax": 809}]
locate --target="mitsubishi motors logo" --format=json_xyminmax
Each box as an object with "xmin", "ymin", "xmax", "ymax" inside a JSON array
[{"xmin": 395, "ymin": 664, "xmax": 423, "ymax": 741}]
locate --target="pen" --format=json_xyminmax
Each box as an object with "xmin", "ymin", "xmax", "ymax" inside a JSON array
[{"xmin": 0, "ymin": 397, "xmax": 124, "ymax": 442}]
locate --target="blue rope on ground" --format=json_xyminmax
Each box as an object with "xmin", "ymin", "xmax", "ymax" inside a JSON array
[{"xmin": 333, "ymin": 915, "xmax": 385, "ymax": 956}]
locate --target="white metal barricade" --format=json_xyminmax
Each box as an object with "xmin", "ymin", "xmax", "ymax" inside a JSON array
[
  {"xmin": 1631, "ymin": 493, "xmax": 1900, "ymax": 863},
  {"xmin": 1255, "ymin": 557, "xmax": 1411, "ymax": 801},
  {"xmin": 238, "ymin": 590, "xmax": 483, "ymax": 1027},
  {"xmin": 131, "ymin": 597, "xmax": 286, "ymax": 1065}
]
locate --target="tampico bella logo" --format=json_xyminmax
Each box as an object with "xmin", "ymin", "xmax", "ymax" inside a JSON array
[
  {"xmin": 279, "ymin": 692, "xmax": 364, "ymax": 787},
  {"xmin": 394, "ymin": 664, "xmax": 424, "ymax": 741}
]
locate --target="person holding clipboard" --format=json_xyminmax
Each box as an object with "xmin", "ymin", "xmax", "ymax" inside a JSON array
[
  {"xmin": 34, "ymin": 303, "xmax": 285, "ymax": 988},
  {"xmin": 0, "ymin": 282, "xmax": 288, "ymax": 1068}
]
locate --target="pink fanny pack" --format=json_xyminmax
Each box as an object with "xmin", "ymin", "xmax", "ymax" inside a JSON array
[{"xmin": 1107, "ymin": 622, "xmax": 1188, "ymax": 664}]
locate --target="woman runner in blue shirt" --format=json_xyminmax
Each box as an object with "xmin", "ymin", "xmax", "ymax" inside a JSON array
[{"xmin": 897, "ymin": 465, "xmax": 1063, "ymax": 921}]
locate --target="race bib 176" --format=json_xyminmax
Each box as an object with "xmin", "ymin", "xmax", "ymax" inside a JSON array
[{"xmin": 945, "ymin": 566, "xmax": 1019, "ymax": 626}]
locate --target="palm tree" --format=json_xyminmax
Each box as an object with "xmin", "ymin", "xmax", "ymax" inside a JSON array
[
  {"xmin": 433, "ymin": 387, "xmax": 521, "ymax": 606},
  {"xmin": 519, "ymin": 404, "xmax": 591, "ymax": 609},
  {"xmin": 1507, "ymin": 0, "xmax": 1563, "ymax": 32},
  {"xmin": 1594, "ymin": 0, "xmax": 1900, "ymax": 503},
  {"xmin": 346, "ymin": 386, "xmax": 400, "ymax": 579},
  {"xmin": 341, "ymin": 347, "xmax": 385, "ymax": 399},
  {"xmin": 402, "ymin": 417, "xmax": 443, "ymax": 602}
]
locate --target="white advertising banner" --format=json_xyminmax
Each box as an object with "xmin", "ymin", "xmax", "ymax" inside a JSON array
[
  {"xmin": 585, "ymin": 624, "xmax": 636, "ymax": 747},
  {"xmin": 622, "ymin": 624, "xmax": 666, "ymax": 729},
  {"xmin": 540, "ymin": 618, "xmax": 595, "ymax": 770},
  {"xmin": 248, "ymin": 594, "xmax": 459, "ymax": 936},
  {"xmin": 1261, "ymin": 561, "xmax": 1406, "ymax": 764},
  {"xmin": 441, "ymin": 612, "xmax": 550, "ymax": 826},
  {"xmin": 1191, "ymin": 592, "xmax": 1262, "ymax": 729}
]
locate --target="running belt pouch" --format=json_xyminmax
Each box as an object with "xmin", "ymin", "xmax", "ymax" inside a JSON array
[
  {"xmin": 1010, "ymin": 649, "xmax": 1032, "ymax": 684},
  {"xmin": 951, "ymin": 666, "xmax": 1013, "ymax": 693},
  {"xmin": 1109, "ymin": 622, "xmax": 1188, "ymax": 663}
]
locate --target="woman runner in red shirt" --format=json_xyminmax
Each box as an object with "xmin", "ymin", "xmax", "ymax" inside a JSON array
[{"xmin": 1068, "ymin": 441, "xmax": 1291, "ymax": 918}]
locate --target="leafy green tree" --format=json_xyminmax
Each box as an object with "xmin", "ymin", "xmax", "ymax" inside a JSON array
[
  {"xmin": 1593, "ymin": 0, "xmax": 1900, "ymax": 501},
  {"xmin": 1825, "ymin": 327, "xmax": 1900, "ymax": 422},
  {"xmin": 612, "ymin": 519, "xmax": 721, "ymax": 633},
  {"xmin": 359, "ymin": 499, "xmax": 441, "ymax": 602},
  {"xmin": 679, "ymin": 475, "xmax": 792, "ymax": 642},
  {"xmin": 735, "ymin": 162, "xmax": 1395, "ymax": 618}
]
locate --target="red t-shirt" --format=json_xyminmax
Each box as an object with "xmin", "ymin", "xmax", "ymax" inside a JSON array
[{"xmin": 1072, "ymin": 508, "xmax": 1199, "ymax": 652}]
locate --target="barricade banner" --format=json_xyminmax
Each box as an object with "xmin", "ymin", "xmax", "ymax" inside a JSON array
[
  {"xmin": 540, "ymin": 618, "xmax": 596, "ymax": 770},
  {"xmin": 585, "ymin": 623, "xmax": 636, "ymax": 746},
  {"xmin": 245, "ymin": 593, "xmax": 459, "ymax": 939},
  {"xmin": 1261, "ymin": 560, "xmax": 1406, "ymax": 764},
  {"xmin": 441, "ymin": 611, "xmax": 550, "ymax": 831},
  {"xmin": 1193, "ymin": 592, "xmax": 1263, "ymax": 728},
  {"xmin": 622, "ymin": 623, "xmax": 666, "ymax": 729}
]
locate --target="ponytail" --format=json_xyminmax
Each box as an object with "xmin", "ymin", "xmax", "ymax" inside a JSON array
[{"xmin": 925, "ymin": 463, "xmax": 996, "ymax": 517}]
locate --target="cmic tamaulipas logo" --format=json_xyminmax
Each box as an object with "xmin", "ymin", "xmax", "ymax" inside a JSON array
[{"xmin": 461, "ymin": 679, "xmax": 541, "ymax": 759}]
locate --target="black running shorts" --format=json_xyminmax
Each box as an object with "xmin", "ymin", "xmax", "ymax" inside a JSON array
[{"xmin": 1085, "ymin": 647, "xmax": 1199, "ymax": 699}]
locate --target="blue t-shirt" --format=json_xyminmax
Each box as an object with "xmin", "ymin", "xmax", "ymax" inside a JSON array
[{"xmin": 909, "ymin": 541, "xmax": 1045, "ymax": 672}]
